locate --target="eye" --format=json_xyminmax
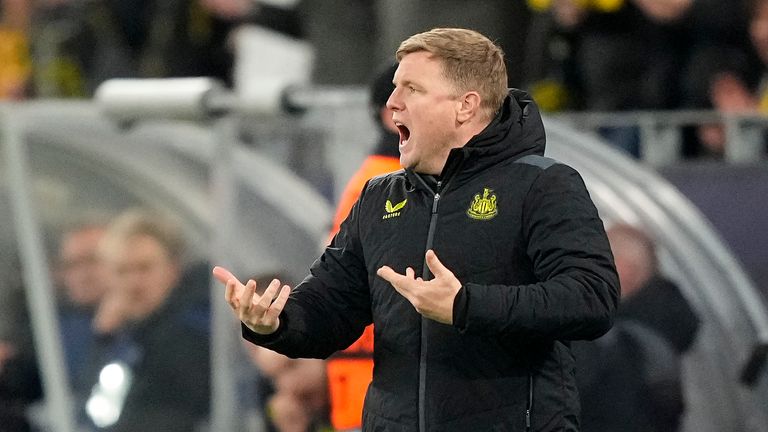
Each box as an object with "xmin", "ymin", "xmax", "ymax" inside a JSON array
[{"xmin": 408, "ymin": 85, "xmax": 417, "ymax": 94}]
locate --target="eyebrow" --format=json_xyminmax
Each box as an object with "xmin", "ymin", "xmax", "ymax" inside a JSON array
[{"xmin": 395, "ymin": 79, "xmax": 419, "ymax": 89}]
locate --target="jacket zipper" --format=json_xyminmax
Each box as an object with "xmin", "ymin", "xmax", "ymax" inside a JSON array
[
  {"xmin": 419, "ymin": 180, "xmax": 442, "ymax": 432},
  {"xmin": 525, "ymin": 372, "xmax": 533, "ymax": 431}
]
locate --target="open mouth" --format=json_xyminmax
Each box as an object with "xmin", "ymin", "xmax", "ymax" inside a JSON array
[{"xmin": 396, "ymin": 123, "xmax": 411, "ymax": 146}]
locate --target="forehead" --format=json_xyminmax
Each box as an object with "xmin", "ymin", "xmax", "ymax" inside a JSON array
[
  {"xmin": 106, "ymin": 234, "xmax": 169, "ymax": 261},
  {"xmin": 61, "ymin": 228, "xmax": 104, "ymax": 254},
  {"xmin": 394, "ymin": 51, "xmax": 446, "ymax": 82}
]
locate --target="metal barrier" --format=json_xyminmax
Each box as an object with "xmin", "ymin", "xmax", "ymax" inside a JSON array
[
  {"xmin": 544, "ymin": 119, "xmax": 768, "ymax": 431},
  {"xmin": 0, "ymin": 101, "xmax": 332, "ymax": 432},
  {"xmin": 550, "ymin": 110, "xmax": 768, "ymax": 166}
]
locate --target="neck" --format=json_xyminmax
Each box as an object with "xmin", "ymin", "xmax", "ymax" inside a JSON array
[{"xmin": 455, "ymin": 117, "xmax": 492, "ymax": 148}]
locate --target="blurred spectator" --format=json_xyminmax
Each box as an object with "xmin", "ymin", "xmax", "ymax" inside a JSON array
[
  {"xmin": 370, "ymin": 0, "xmax": 530, "ymax": 86},
  {"xmin": 241, "ymin": 272, "xmax": 329, "ymax": 432},
  {"xmin": 0, "ymin": 0, "xmax": 32, "ymax": 99},
  {"xmin": 574, "ymin": 320, "xmax": 683, "ymax": 432},
  {"xmin": 247, "ymin": 343, "xmax": 328, "ymax": 432},
  {"xmin": 29, "ymin": 0, "xmax": 245, "ymax": 98},
  {"xmin": 677, "ymin": 0, "xmax": 757, "ymax": 108},
  {"xmin": 525, "ymin": 0, "xmax": 692, "ymax": 156},
  {"xmin": 574, "ymin": 222, "xmax": 697, "ymax": 432},
  {"xmin": 0, "ymin": 341, "xmax": 42, "ymax": 432},
  {"xmin": 608, "ymin": 223, "xmax": 700, "ymax": 354},
  {"xmin": 525, "ymin": 0, "xmax": 765, "ymax": 160},
  {"xmin": 53, "ymin": 215, "xmax": 111, "ymax": 397},
  {"xmin": 81, "ymin": 208, "xmax": 210, "ymax": 432},
  {"xmin": 0, "ymin": 255, "xmax": 42, "ymax": 432},
  {"xmin": 749, "ymin": 0, "xmax": 768, "ymax": 108},
  {"xmin": 677, "ymin": 0, "xmax": 768, "ymax": 159},
  {"xmin": 525, "ymin": 0, "xmax": 692, "ymax": 111},
  {"xmin": 297, "ymin": 0, "xmax": 373, "ymax": 85},
  {"xmin": 203, "ymin": 0, "xmax": 303, "ymax": 38},
  {"xmin": 674, "ymin": 0, "xmax": 761, "ymax": 159},
  {"xmin": 680, "ymin": 44, "xmax": 759, "ymax": 159}
]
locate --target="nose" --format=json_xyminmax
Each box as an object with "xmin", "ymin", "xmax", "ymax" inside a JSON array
[{"xmin": 386, "ymin": 88, "xmax": 403, "ymax": 112}]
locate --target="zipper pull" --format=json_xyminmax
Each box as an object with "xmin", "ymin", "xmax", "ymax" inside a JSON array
[
  {"xmin": 432, "ymin": 193, "xmax": 440, "ymax": 214},
  {"xmin": 432, "ymin": 181, "xmax": 442, "ymax": 214},
  {"xmin": 525, "ymin": 409, "xmax": 531, "ymax": 430}
]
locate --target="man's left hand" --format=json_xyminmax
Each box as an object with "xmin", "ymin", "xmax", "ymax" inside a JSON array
[{"xmin": 377, "ymin": 250, "xmax": 462, "ymax": 325}]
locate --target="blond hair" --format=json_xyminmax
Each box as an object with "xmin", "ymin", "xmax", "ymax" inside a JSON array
[
  {"xmin": 101, "ymin": 208, "xmax": 185, "ymax": 262},
  {"xmin": 396, "ymin": 28, "xmax": 508, "ymax": 119}
]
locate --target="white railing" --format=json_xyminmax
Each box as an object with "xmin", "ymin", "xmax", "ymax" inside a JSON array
[{"xmin": 550, "ymin": 110, "xmax": 768, "ymax": 166}]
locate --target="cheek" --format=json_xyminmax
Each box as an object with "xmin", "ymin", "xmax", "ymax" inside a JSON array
[
  {"xmin": 418, "ymin": 111, "xmax": 451, "ymax": 139},
  {"xmin": 753, "ymin": 22, "xmax": 768, "ymax": 50}
]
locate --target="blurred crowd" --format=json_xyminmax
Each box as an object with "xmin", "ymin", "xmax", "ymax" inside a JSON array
[
  {"xmin": 0, "ymin": 208, "xmax": 701, "ymax": 432},
  {"xmin": 1, "ymin": 0, "xmax": 767, "ymax": 159},
  {"xmin": 0, "ymin": 183, "xmax": 704, "ymax": 430},
  {"xmin": 1, "ymin": 209, "xmax": 214, "ymax": 431},
  {"xmin": 524, "ymin": 0, "xmax": 768, "ymax": 158},
  {"xmin": 0, "ymin": 0, "xmax": 306, "ymax": 97}
]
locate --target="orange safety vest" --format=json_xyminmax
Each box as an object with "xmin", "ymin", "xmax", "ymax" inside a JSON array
[
  {"xmin": 327, "ymin": 325, "xmax": 375, "ymax": 430},
  {"xmin": 327, "ymin": 155, "xmax": 403, "ymax": 244},
  {"xmin": 327, "ymin": 154, "xmax": 400, "ymax": 430}
]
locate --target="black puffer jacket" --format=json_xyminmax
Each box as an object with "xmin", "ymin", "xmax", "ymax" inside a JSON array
[{"xmin": 245, "ymin": 89, "xmax": 620, "ymax": 431}]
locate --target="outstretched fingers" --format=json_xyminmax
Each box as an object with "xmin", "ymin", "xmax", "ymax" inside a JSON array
[
  {"xmin": 405, "ymin": 267, "xmax": 416, "ymax": 279},
  {"xmin": 238, "ymin": 279, "xmax": 257, "ymax": 318},
  {"xmin": 216, "ymin": 265, "xmax": 247, "ymax": 308},
  {"xmin": 264, "ymin": 285, "xmax": 291, "ymax": 322},
  {"xmin": 239, "ymin": 279, "xmax": 290, "ymax": 334},
  {"xmin": 257, "ymin": 279, "xmax": 282, "ymax": 310},
  {"xmin": 377, "ymin": 266, "xmax": 415, "ymax": 285},
  {"xmin": 225, "ymin": 278, "xmax": 238, "ymax": 306},
  {"xmin": 376, "ymin": 265, "xmax": 396, "ymax": 283},
  {"xmin": 377, "ymin": 266, "xmax": 419, "ymax": 306},
  {"xmin": 213, "ymin": 266, "xmax": 292, "ymax": 335}
]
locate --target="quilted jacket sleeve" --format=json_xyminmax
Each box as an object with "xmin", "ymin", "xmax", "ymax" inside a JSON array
[{"xmin": 454, "ymin": 163, "xmax": 620, "ymax": 341}]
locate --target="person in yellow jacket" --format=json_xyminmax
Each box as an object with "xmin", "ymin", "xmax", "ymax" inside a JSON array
[
  {"xmin": 0, "ymin": 0, "xmax": 32, "ymax": 99},
  {"xmin": 325, "ymin": 63, "xmax": 400, "ymax": 432}
]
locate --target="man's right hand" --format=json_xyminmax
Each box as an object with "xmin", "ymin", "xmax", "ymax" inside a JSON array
[{"xmin": 212, "ymin": 266, "xmax": 291, "ymax": 335}]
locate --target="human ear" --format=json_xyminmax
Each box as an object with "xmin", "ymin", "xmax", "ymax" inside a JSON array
[{"xmin": 456, "ymin": 91, "xmax": 481, "ymax": 123}]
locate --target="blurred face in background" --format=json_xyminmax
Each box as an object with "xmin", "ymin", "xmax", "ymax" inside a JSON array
[
  {"xmin": 606, "ymin": 228, "xmax": 655, "ymax": 299},
  {"xmin": 751, "ymin": 1, "xmax": 768, "ymax": 65},
  {"xmin": 102, "ymin": 233, "xmax": 180, "ymax": 321},
  {"xmin": 57, "ymin": 226, "xmax": 109, "ymax": 307}
]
